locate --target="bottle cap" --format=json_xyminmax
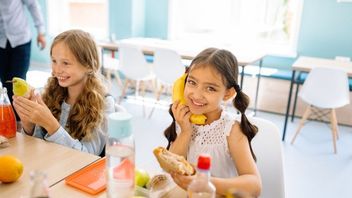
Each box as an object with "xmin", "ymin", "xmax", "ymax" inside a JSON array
[
  {"xmin": 108, "ymin": 112, "xmax": 132, "ymax": 139},
  {"xmin": 197, "ymin": 154, "xmax": 211, "ymax": 170}
]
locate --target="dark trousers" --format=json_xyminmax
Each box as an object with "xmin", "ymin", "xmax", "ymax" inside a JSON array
[{"xmin": 0, "ymin": 40, "xmax": 31, "ymax": 120}]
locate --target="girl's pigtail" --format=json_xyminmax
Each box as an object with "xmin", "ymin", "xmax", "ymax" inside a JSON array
[
  {"xmin": 233, "ymin": 89, "xmax": 258, "ymax": 161},
  {"xmin": 164, "ymin": 104, "xmax": 177, "ymax": 150}
]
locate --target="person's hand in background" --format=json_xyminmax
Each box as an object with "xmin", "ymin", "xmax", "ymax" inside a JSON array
[{"xmin": 37, "ymin": 33, "xmax": 46, "ymax": 50}]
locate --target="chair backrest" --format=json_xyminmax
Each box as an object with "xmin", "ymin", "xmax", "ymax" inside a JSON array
[
  {"xmin": 153, "ymin": 48, "xmax": 185, "ymax": 85},
  {"xmin": 299, "ymin": 67, "xmax": 349, "ymax": 109},
  {"xmin": 118, "ymin": 43, "xmax": 152, "ymax": 80},
  {"xmin": 250, "ymin": 117, "xmax": 285, "ymax": 198},
  {"xmin": 103, "ymin": 54, "xmax": 120, "ymax": 70}
]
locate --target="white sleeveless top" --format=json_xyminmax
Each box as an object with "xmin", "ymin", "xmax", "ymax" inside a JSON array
[{"xmin": 176, "ymin": 110, "xmax": 239, "ymax": 178}]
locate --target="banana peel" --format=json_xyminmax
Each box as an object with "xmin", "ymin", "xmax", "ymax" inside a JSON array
[
  {"xmin": 172, "ymin": 74, "xmax": 207, "ymax": 125},
  {"xmin": 7, "ymin": 77, "xmax": 31, "ymax": 97}
]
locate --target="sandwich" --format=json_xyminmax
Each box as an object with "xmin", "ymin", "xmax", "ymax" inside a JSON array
[{"xmin": 153, "ymin": 147, "xmax": 195, "ymax": 176}]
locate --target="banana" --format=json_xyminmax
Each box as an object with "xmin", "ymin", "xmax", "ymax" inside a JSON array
[
  {"xmin": 172, "ymin": 74, "xmax": 207, "ymax": 125},
  {"xmin": 10, "ymin": 77, "xmax": 31, "ymax": 97}
]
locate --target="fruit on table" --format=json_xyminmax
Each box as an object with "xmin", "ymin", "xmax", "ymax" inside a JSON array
[
  {"xmin": 11, "ymin": 77, "xmax": 31, "ymax": 97},
  {"xmin": 172, "ymin": 73, "xmax": 207, "ymax": 125},
  {"xmin": 0, "ymin": 155, "xmax": 24, "ymax": 183},
  {"xmin": 135, "ymin": 169, "xmax": 150, "ymax": 187}
]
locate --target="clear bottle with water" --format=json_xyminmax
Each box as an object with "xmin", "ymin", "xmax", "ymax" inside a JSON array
[
  {"xmin": 187, "ymin": 154, "xmax": 216, "ymax": 198},
  {"xmin": 29, "ymin": 170, "xmax": 50, "ymax": 198},
  {"xmin": 106, "ymin": 112, "xmax": 135, "ymax": 198}
]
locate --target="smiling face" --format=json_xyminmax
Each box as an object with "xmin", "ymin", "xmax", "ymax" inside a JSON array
[
  {"xmin": 184, "ymin": 64, "xmax": 235, "ymax": 121},
  {"xmin": 51, "ymin": 41, "xmax": 89, "ymax": 91}
]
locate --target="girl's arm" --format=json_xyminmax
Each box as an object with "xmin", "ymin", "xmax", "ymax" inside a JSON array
[
  {"xmin": 13, "ymin": 94, "xmax": 60, "ymax": 134},
  {"xmin": 168, "ymin": 101, "xmax": 193, "ymax": 157},
  {"xmin": 44, "ymin": 96, "xmax": 115, "ymax": 155},
  {"xmin": 169, "ymin": 127, "xmax": 192, "ymax": 157},
  {"xmin": 211, "ymin": 122, "xmax": 261, "ymax": 196}
]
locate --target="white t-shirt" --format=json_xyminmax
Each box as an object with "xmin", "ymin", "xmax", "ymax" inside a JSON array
[{"xmin": 176, "ymin": 110, "xmax": 239, "ymax": 178}]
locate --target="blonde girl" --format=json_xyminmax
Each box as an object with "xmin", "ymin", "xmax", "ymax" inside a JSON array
[{"xmin": 13, "ymin": 29, "xmax": 115, "ymax": 155}]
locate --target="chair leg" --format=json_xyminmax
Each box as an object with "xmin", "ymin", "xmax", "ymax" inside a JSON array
[
  {"xmin": 291, "ymin": 105, "xmax": 311, "ymax": 144},
  {"xmin": 118, "ymin": 79, "xmax": 130, "ymax": 104},
  {"xmin": 330, "ymin": 109, "xmax": 338, "ymax": 154},
  {"xmin": 139, "ymin": 80, "xmax": 149, "ymax": 118},
  {"xmin": 114, "ymin": 71, "xmax": 124, "ymax": 89},
  {"xmin": 148, "ymin": 85, "xmax": 164, "ymax": 119},
  {"xmin": 106, "ymin": 69, "xmax": 112, "ymax": 82},
  {"xmin": 330, "ymin": 108, "xmax": 339, "ymax": 140},
  {"xmin": 291, "ymin": 83, "xmax": 300, "ymax": 122}
]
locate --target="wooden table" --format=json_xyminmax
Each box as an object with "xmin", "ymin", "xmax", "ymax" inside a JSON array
[
  {"xmin": 0, "ymin": 133, "xmax": 100, "ymax": 198},
  {"xmin": 99, "ymin": 38, "xmax": 266, "ymax": 114},
  {"xmin": 50, "ymin": 179, "xmax": 188, "ymax": 198},
  {"xmin": 282, "ymin": 56, "xmax": 352, "ymax": 140}
]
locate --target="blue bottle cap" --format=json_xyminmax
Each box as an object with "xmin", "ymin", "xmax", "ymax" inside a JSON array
[{"xmin": 108, "ymin": 112, "xmax": 132, "ymax": 139}]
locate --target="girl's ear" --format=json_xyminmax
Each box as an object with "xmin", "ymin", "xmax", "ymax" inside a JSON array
[{"xmin": 223, "ymin": 87, "xmax": 236, "ymax": 101}]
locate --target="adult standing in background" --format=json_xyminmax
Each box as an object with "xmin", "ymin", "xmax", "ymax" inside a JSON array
[{"xmin": 0, "ymin": 0, "xmax": 46, "ymax": 118}]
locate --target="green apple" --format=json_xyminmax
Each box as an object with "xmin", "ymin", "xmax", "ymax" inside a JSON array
[{"xmin": 135, "ymin": 169, "xmax": 150, "ymax": 187}]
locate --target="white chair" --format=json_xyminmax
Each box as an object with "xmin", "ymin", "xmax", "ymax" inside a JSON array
[
  {"xmin": 148, "ymin": 48, "xmax": 185, "ymax": 118},
  {"xmin": 291, "ymin": 67, "xmax": 350, "ymax": 153},
  {"xmin": 117, "ymin": 43, "xmax": 155, "ymax": 107},
  {"xmin": 102, "ymin": 54, "xmax": 123, "ymax": 89},
  {"xmin": 250, "ymin": 117, "xmax": 285, "ymax": 198}
]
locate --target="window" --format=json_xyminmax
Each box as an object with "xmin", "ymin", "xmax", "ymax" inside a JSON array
[
  {"xmin": 168, "ymin": 0, "xmax": 303, "ymax": 57},
  {"xmin": 47, "ymin": 0, "xmax": 109, "ymax": 40}
]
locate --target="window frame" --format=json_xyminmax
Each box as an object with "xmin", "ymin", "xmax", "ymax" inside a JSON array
[
  {"xmin": 46, "ymin": 0, "xmax": 109, "ymax": 40},
  {"xmin": 168, "ymin": 0, "xmax": 304, "ymax": 57}
]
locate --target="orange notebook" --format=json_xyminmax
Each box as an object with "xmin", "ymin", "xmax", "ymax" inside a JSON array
[{"xmin": 65, "ymin": 158, "xmax": 107, "ymax": 195}]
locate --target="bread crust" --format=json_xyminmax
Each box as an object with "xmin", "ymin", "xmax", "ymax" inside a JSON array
[{"xmin": 153, "ymin": 147, "xmax": 195, "ymax": 176}]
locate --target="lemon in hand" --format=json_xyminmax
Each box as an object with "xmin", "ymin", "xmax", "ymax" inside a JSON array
[
  {"xmin": 0, "ymin": 155, "xmax": 24, "ymax": 183},
  {"xmin": 135, "ymin": 169, "xmax": 150, "ymax": 187},
  {"xmin": 11, "ymin": 77, "xmax": 31, "ymax": 97}
]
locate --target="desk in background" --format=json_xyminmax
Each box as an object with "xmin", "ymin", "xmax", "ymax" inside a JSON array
[
  {"xmin": 99, "ymin": 38, "xmax": 266, "ymax": 114},
  {"xmin": 0, "ymin": 133, "xmax": 100, "ymax": 198},
  {"xmin": 282, "ymin": 56, "xmax": 352, "ymax": 140}
]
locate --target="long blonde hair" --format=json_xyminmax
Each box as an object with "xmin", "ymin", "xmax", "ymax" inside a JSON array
[{"xmin": 42, "ymin": 29, "xmax": 107, "ymax": 140}]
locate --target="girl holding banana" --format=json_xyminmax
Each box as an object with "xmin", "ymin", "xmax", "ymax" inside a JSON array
[{"xmin": 164, "ymin": 48, "xmax": 262, "ymax": 197}]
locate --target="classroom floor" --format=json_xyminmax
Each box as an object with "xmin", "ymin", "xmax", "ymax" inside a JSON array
[{"xmin": 27, "ymin": 66, "xmax": 352, "ymax": 198}]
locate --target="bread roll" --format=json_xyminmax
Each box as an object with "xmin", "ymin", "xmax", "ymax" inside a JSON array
[{"xmin": 153, "ymin": 147, "xmax": 195, "ymax": 176}]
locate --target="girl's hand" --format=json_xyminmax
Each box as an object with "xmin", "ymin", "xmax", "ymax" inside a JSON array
[
  {"xmin": 172, "ymin": 100, "xmax": 192, "ymax": 133},
  {"xmin": 12, "ymin": 94, "xmax": 60, "ymax": 135},
  {"xmin": 171, "ymin": 172, "xmax": 195, "ymax": 190}
]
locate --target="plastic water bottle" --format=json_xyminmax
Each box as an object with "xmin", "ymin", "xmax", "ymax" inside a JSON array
[
  {"xmin": 106, "ymin": 112, "xmax": 135, "ymax": 198},
  {"xmin": 187, "ymin": 154, "xmax": 216, "ymax": 198}
]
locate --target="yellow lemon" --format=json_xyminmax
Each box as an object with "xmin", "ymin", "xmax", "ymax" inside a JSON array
[
  {"xmin": 12, "ymin": 77, "xmax": 30, "ymax": 97},
  {"xmin": 0, "ymin": 155, "xmax": 24, "ymax": 183},
  {"xmin": 135, "ymin": 169, "xmax": 150, "ymax": 187}
]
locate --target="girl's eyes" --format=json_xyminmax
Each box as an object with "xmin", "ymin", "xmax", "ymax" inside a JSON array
[
  {"xmin": 187, "ymin": 79, "xmax": 196, "ymax": 86},
  {"xmin": 187, "ymin": 79, "xmax": 217, "ymax": 92},
  {"xmin": 51, "ymin": 60, "xmax": 70, "ymax": 66},
  {"xmin": 207, "ymin": 87, "xmax": 216, "ymax": 92}
]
